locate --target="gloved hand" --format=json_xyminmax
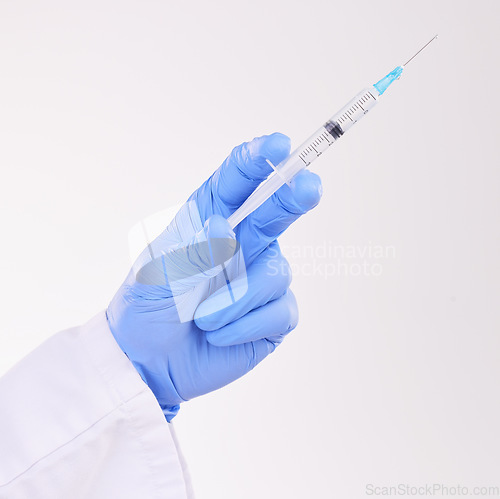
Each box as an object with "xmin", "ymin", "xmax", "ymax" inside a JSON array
[{"xmin": 106, "ymin": 133, "xmax": 322, "ymax": 421}]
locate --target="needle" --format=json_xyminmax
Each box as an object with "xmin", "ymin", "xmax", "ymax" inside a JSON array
[{"xmin": 403, "ymin": 35, "xmax": 438, "ymax": 67}]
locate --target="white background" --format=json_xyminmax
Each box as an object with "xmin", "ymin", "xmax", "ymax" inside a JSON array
[{"xmin": 1, "ymin": 0, "xmax": 499, "ymax": 497}]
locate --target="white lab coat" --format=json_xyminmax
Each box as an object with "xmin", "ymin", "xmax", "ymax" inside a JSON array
[{"xmin": 0, "ymin": 312, "xmax": 195, "ymax": 498}]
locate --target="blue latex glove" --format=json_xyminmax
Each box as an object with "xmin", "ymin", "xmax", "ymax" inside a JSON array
[{"xmin": 107, "ymin": 133, "xmax": 322, "ymax": 421}]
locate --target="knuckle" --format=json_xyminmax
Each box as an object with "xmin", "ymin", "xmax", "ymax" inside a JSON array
[
  {"xmin": 280, "ymin": 255, "xmax": 293, "ymax": 288},
  {"xmin": 286, "ymin": 289, "xmax": 299, "ymax": 331},
  {"xmin": 264, "ymin": 250, "xmax": 293, "ymax": 290}
]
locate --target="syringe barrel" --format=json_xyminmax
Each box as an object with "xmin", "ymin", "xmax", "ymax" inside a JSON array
[
  {"xmin": 227, "ymin": 87, "xmax": 379, "ymax": 229},
  {"xmin": 331, "ymin": 88, "xmax": 379, "ymax": 133}
]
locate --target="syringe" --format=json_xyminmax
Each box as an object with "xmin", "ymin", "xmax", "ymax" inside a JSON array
[{"xmin": 227, "ymin": 36, "xmax": 437, "ymax": 229}]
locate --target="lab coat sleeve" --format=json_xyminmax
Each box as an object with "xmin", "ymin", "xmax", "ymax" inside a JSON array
[{"xmin": 0, "ymin": 312, "xmax": 195, "ymax": 499}]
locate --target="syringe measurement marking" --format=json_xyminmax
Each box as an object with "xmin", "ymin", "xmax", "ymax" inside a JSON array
[
  {"xmin": 337, "ymin": 91, "xmax": 377, "ymax": 125},
  {"xmin": 297, "ymin": 90, "xmax": 376, "ymax": 167},
  {"xmin": 298, "ymin": 127, "xmax": 340, "ymax": 165},
  {"xmin": 299, "ymin": 91, "xmax": 373, "ymax": 166}
]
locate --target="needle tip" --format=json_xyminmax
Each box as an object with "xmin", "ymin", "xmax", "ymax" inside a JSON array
[{"xmin": 403, "ymin": 35, "xmax": 439, "ymax": 67}]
